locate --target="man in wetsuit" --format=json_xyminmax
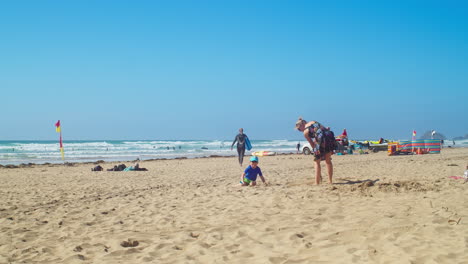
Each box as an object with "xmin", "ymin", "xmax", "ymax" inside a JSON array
[{"xmin": 231, "ymin": 128, "xmax": 248, "ymax": 166}]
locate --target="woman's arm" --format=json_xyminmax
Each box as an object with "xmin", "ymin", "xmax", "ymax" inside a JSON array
[
  {"xmin": 231, "ymin": 135, "xmax": 238, "ymax": 149},
  {"xmin": 303, "ymin": 130, "xmax": 316, "ymax": 150},
  {"xmin": 314, "ymin": 129, "xmax": 325, "ymax": 152}
]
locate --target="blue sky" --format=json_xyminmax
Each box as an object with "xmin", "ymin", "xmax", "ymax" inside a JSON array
[{"xmin": 1, "ymin": 0, "xmax": 467, "ymax": 140}]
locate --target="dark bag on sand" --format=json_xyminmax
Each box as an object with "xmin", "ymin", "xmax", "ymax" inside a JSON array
[
  {"xmin": 107, "ymin": 164, "xmax": 127, "ymax": 171},
  {"xmin": 92, "ymin": 165, "xmax": 103, "ymax": 171}
]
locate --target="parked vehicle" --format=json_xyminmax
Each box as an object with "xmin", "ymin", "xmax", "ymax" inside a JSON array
[
  {"xmin": 301, "ymin": 143, "xmax": 313, "ymax": 155},
  {"xmin": 301, "ymin": 140, "xmax": 348, "ymax": 155}
]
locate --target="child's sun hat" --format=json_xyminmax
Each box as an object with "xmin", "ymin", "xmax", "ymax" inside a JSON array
[{"xmin": 250, "ymin": 156, "xmax": 259, "ymax": 162}]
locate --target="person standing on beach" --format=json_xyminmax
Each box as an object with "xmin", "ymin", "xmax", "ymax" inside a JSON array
[
  {"xmin": 296, "ymin": 142, "xmax": 301, "ymax": 154},
  {"xmin": 464, "ymin": 165, "xmax": 468, "ymax": 182},
  {"xmin": 295, "ymin": 117, "xmax": 336, "ymax": 184},
  {"xmin": 231, "ymin": 128, "xmax": 248, "ymax": 166}
]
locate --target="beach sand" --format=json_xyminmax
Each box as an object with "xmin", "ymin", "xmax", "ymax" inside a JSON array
[{"xmin": 1, "ymin": 148, "xmax": 467, "ymax": 263}]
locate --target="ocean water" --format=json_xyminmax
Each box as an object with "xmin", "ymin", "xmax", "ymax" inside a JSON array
[
  {"xmin": 0, "ymin": 139, "xmax": 305, "ymax": 165},
  {"xmin": 1, "ymin": 139, "xmax": 466, "ymax": 166}
]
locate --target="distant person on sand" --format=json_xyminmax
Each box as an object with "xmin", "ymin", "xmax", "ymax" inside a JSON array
[
  {"xmin": 123, "ymin": 159, "xmax": 148, "ymax": 171},
  {"xmin": 463, "ymin": 166, "xmax": 468, "ymax": 183},
  {"xmin": 295, "ymin": 117, "xmax": 336, "ymax": 184},
  {"xmin": 297, "ymin": 142, "xmax": 301, "ymax": 154},
  {"xmin": 231, "ymin": 128, "xmax": 248, "ymax": 166},
  {"xmin": 240, "ymin": 156, "xmax": 267, "ymax": 186}
]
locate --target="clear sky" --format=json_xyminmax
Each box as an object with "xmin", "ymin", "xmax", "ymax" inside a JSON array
[{"xmin": 1, "ymin": 0, "xmax": 467, "ymax": 141}]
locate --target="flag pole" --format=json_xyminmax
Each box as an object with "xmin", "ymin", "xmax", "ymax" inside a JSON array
[
  {"xmin": 55, "ymin": 120, "xmax": 65, "ymax": 162},
  {"xmin": 60, "ymin": 131, "xmax": 65, "ymax": 162}
]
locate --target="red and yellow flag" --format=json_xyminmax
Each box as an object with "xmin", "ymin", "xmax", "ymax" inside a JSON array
[
  {"xmin": 55, "ymin": 120, "xmax": 61, "ymax": 133},
  {"xmin": 55, "ymin": 120, "xmax": 64, "ymax": 160}
]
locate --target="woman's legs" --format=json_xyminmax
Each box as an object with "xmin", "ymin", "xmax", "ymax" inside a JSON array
[
  {"xmin": 325, "ymin": 152, "xmax": 333, "ymax": 184},
  {"xmin": 237, "ymin": 145, "xmax": 245, "ymax": 166},
  {"xmin": 314, "ymin": 159, "xmax": 321, "ymax": 185},
  {"xmin": 314, "ymin": 152, "xmax": 333, "ymax": 184}
]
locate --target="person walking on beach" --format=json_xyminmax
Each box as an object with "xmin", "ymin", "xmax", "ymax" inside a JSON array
[
  {"xmin": 295, "ymin": 117, "xmax": 336, "ymax": 184},
  {"xmin": 231, "ymin": 128, "xmax": 248, "ymax": 166},
  {"xmin": 296, "ymin": 142, "xmax": 301, "ymax": 154}
]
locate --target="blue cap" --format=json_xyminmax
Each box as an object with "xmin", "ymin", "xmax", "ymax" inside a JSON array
[{"xmin": 250, "ymin": 156, "xmax": 259, "ymax": 162}]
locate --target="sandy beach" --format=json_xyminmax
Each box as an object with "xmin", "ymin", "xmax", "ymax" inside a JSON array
[{"xmin": 1, "ymin": 148, "xmax": 467, "ymax": 263}]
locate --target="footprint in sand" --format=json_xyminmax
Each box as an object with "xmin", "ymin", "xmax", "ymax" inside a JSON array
[
  {"xmin": 236, "ymin": 231, "xmax": 247, "ymax": 238},
  {"xmin": 211, "ymin": 232, "xmax": 223, "ymax": 240},
  {"xmin": 289, "ymin": 232, "xmax": 307, "ymax": 240},
  {"xmin": 173, "ymin": 245, "xmax": 183, "ymax": 250},
  {"xmin": 199, "ymin": 242, "xmax": 212, "ymax": 249},
  {"xmin": 225, "ymin": 244, "xmax": 240, "ymax": 251},
  {"xmin": 269, "ymin": 257, "xmax": 287, "ymax": 264},
  {"xmin": 74, "ymin": 245, "xmax": 83, "ymax": 252},
  {"xmin": 238, "ymin": 251, "xmax": 254, "ymax": 258},
  {"xmin": 120, "ymin": 239, "xmax": 139, "ymax": 248},
  {"xmin": 331, "ymin": 214, "xmax": 345, "ymax": 220},
  {"xmin": 189, "ymin": 232, "xmax": 200, "ymax": 238}
]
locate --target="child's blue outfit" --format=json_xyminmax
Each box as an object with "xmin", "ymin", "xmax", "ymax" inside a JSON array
[{"xmin": 244, "ymin": 165, "xmax": 263, "ymax": 183}]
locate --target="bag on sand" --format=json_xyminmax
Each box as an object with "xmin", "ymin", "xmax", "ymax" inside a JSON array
[{"xmin": 91, "ymin": 165, "xmax": 103, "ymax": 171}]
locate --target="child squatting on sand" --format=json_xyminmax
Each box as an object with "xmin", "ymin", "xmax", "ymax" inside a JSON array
[{"xmin": 240, "ymin": 156, "xmax": 267, "ymax": 186}]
